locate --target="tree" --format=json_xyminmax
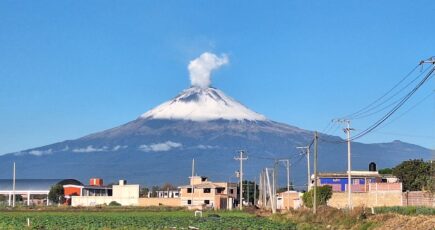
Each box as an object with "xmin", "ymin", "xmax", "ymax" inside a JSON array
[
  {"xmin": 48, "ymin": 184, "xmax": 65, "ymax": 204},
  {"xmin": 242, "ymin": 180, "xmax": 258, "ymax": 205},
  {"xmin": 302, "ymin": 185, "xmax": 332, "ymax": 208},
  {"xmin": 149, "ymin": 185, "xmax": 160, "ymax": 197},
  {"xmin": 378, "ymin": 168, "xmax": 393, "ymax": 175},
  {"xmin": 139, "ymin": 187, "xmax": 150, "ymax": 197},
  {"xmin": 161, "ymin": 183, "xmax": 177, "ymax": 191},
  {"xmin": 392, "ymin": 159, "xmax": 431, "ymax": 191}
]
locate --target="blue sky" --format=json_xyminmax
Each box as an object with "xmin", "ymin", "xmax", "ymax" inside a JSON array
[{"xmin": 0, "ymin": 1, "xmax": 434, "ymax": 154}]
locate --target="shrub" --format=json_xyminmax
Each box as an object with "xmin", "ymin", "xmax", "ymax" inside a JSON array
[
  {"xmin": 108, "ymin": 201, "xmax": 121, "ymax": 206},
  {"xmin": 302, "ymin": 186, "xmax": 332, "ymax": 208}
]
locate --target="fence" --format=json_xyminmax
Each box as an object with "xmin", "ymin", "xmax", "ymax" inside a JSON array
[{"xmin": 403, "ymin": 191, "xmax": 434, "ymax": 207}]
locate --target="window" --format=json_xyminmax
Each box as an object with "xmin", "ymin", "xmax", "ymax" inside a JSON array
[
  {"xmin": 216, "ymin": 188, "xmax": 225, "ymax": 194},
  {"xmin": 230, "ymin": 189, "xmax": 234, "ymax": 194},
  {"xmin": 204, "ymin": 200, "xmax": 210, "ymax": 205},
  {"xmin": 187, "ymin": 188, "xmax": 192, "ymax": 193},
  {"xmin": 187, "ymin": 200, "xmax": 192, "ymax": 205},
  {"xmin": 204, "ymin": 188, "xmax": 211, "ymax": 193}
]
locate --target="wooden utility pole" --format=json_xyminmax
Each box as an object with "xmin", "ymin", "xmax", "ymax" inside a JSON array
[{"xmin": 313, "ymin": 131, "xmax": 318, "ymax": 214}]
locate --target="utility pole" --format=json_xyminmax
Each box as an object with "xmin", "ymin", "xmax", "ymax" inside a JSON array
[
  {"xmin": 278, "ymin": 159, "xmax": 291, "ymax": 191},
  {"xmin": 297, "ymin": 146, "xmax": 311, "ymax": 191},
  {"xmin": 12, "ymin": 162, "xmax": 16, "ymax": 208},
  {"xmin": 253, "ymin": 178, "xmax": 257, "ymax": 206},
  {"xmin": 335, "ymin": 119, "xmax": 355, "ymax": 210},
  {"xmin": 265, "ymin": 168, "xmax": 273, "ymax": 211},
  {"xmin": 191, "ymin": 158, "xmax": 194, "ymax": 207},
  {"xmin": 234, "ymin": 150, "xmax": 248, "ymax": 210},
  {"xmin": 313, "ymin": 132, "xmax": 318, "ymax": 214},
  {"xmin": 273, "ymin": 160, "xmax": 278, "ymax": 213},
  {"xmin": 247, "ymin": 180, "xmax": 250, "ymax": 206}
]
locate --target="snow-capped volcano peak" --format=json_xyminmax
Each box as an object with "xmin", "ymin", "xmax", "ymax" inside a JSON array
[{"xmin": 140, "ymin": 87, "xmax": 267, "ymax": 121}]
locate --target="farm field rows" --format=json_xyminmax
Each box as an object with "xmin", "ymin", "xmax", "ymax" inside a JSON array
[{"xmin": 0, "ymin": 210, "xmax": 297, "ymax": 230}]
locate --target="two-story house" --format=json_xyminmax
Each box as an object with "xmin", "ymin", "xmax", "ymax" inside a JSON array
[{"xmin": 178, "ymin": 176, "xmax": 237, "ymax": 210}]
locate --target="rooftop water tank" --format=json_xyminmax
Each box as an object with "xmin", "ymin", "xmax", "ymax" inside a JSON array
[{"xmin": 369, "ymin": 162, "xmax": 377, "ymax": 172}]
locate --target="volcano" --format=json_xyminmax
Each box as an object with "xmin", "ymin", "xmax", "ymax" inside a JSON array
[{"xmin": 0, "ymin": 86, "xmax": 431, "ymax": 188}]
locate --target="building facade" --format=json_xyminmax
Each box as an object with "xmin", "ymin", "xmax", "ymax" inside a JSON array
[{"xmin": 179, "ymin": 176, "xmax": 237, "ymax": 210}]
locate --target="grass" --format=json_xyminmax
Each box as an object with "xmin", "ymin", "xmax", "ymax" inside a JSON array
[{"xmin": 374, "ymin": 206, "xmax": 435, "ymax": 215}]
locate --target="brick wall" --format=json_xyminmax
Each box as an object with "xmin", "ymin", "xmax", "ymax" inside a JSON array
[
  {"xmin": 402, "ymin": 191, "xmax": 434, "ymax": 207},
  {"xmin": 328, "ymin": 191, "xmax": 402, "ymax": 208}
]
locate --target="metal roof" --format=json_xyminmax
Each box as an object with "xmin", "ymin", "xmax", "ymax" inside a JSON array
[{"xmin": 0, "ymin": 179, "xmax": 82, "ymax": 191}]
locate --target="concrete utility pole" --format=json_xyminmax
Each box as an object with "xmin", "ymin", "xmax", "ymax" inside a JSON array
[
  {"xmin": 247, "ymin": 180, "xmax": 250, "ymax": 206},
  {"xmin": 191, "ymin": 158, "xmax": 194, "ymax": 206},
  {"xmin": 334, "ymin": 119, "xmax": 354, "ymax": 210},
  {"xmin": 253, "ymin": 178, "xmax": 257, "ymax": 206},
  {"xmin": 280, "ymin": 159, "xmax": 291, "ymax": 191},
  {"xmin": 297, "ymin": 146, "xmax": 311, "ymax": 190},
  {"xmin": 265, "ymin": 168, "xmax": 274, "ymax": 211},
  {"xmin": 234, "ymin": 150, "xmax": 248, "ymax": 210},
  {"xmin": 335, "ymin": 119, "xmax": 354, "ymax": 210},
  {"xmin": 313, "ymin": 132, "xmax": 318, "ymax": 214},
  {"xmin": 12, "ymin": 162, "xmax": 16, "ymax": 207}
]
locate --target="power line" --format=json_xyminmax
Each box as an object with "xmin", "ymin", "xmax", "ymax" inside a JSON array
[
  {"xmin": 351, "ymin": 61, "xmax": 435, "ymax": 141},
  {"xmin": 376, "ymin": 91, "xmax": 435, "ymax": 130},
  {"xmin": 343, "ymin": 64, "xmax": 420, "ymax": 119},
  {"xmin": 351, "ymin": 65, "xmax": 432, "ymax": 120}
]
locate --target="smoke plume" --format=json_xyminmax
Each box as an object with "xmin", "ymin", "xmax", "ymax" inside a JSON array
[{"xmin": 188, "ymin": 52, "xmax": 229, "ymax": 88}]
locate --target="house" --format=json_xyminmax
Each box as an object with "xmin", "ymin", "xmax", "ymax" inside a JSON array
[
  {"xmin": 178, "ymin": 176, "xmax": 238, "ymax": 210},
  {"xmin": 310, "ymin": 166, "xmax": 403, "ymax": 208},
  {"xmin": 313, "ymin": 171, "xmax": 382, "ymax": 192},
  {"xmin": 71, "ymin": 179, "xmax": 139, "ymax": 206},
  {"xmin": 63, "ymin": 178, "xmax": 113, "ymax": 205},
  {"xmin": 277, "ymin": 191, "xmax": 302, "ymax": 210}
]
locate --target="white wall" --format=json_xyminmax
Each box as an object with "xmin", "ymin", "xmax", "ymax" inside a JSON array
[{"xmin": 71, "ymin": 184, "xmax": 140, "ymax": 207}]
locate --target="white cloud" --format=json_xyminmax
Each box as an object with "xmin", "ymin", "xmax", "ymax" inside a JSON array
[
  {"xmin": 188, "ymin": 52, "xmax": 229, "ymax": 88},
  {"xmin": 138, "ymin": 141, "xmax": 182, "ymax": 152},
  {"xmin": 196, "ymin": 144, "xmax": 218, "ymax": 149},
  {"xmin": 28, "ymin": 149, "xmax": 53, "ymax": 156},
  {"xmin": 112, "ymin": 145, "xmax": 128, "ymax": 151},
  {"xmin": 72, "ymin": 145, "xmax": 108, "ymax": 153}
]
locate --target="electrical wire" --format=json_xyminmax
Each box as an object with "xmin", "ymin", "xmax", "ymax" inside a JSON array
[
  {"xmin": 343, "ymin": 64, "xmax": 420, "ymax": 119},
  {"xmin": 376, "ymin": 91, "xmax": 435, "ymax": 130},
  {"xmin": 350, "ymin": 65, "xmax": 431, "ymax": 119},
  {"xmin": 351, "ymin": 66, "xmax": 435, "ymax": 141}
]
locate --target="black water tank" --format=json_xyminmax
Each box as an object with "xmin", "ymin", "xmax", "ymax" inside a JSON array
[{"xmin": 369, "ymin": 162, "xmax": 377, "ymax": 171}]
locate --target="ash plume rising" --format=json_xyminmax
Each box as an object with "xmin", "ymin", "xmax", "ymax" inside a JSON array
[{"xmin": 188, "ymin": 52, "xmax": 229, "ymax": 88}]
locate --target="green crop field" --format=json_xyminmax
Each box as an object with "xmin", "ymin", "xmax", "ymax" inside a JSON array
[{"xmin": 0, "ymin": 210, "xmax": 296, "ymax": 230}]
